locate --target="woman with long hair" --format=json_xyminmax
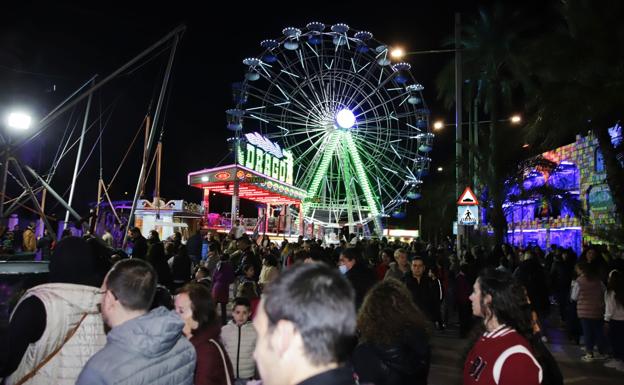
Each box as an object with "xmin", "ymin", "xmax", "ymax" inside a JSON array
[
  {"xmin": 352, "ymin": 278, "xmax": 431, "ymax": 385},
  {"xmin": 464, "ymin": 269, "xmax": 546, "ymax": 385},
  {"xmin": 175, "ymin": 283, "xmax": 234, "ymax": 385}
]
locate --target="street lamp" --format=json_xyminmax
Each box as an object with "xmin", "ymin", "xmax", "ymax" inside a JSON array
[
  {"xmin": 390, "ymin": 46, "xmax": 457, "ymax": 59},
  {"xmin": 6, "ymin": 112, "xmax": 33, "ymax": 131},
  {"xmin": 1, "ymin": 110, "xmax": 34, "ymax": 221},
  {"xmin": 434, "ymin": 115, "xmax": 523, "ymax": 128}
]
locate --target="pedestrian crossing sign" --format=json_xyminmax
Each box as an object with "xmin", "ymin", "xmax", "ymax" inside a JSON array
[{"xmin": 458, "ymin": 206, "xmax": 479, "ymax": 226}]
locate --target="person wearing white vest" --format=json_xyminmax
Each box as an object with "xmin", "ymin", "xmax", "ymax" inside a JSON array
[
  {"xmin": 1, "ymin": 236, "xmax": 111, "ymax": 385},
  {"xmin": 221, "ymin": 297, "xmax": 257, "ymax": 384}
]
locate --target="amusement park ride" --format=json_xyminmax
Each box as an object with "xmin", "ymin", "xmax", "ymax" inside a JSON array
[
  {"xmin": 215, "ymin": 22, "xmax": 434, "ymax": 238},
  {"xmin": 0, "ymin": 21, "xmax": 435, "ymax": 246}
]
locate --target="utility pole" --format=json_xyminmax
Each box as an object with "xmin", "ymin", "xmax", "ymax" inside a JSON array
[{"xmin": 455, "ymin": 12, "xmax": 463, "ymax": 253}]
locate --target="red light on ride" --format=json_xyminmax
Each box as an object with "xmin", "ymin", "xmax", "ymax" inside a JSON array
[{"xmin": 214, "ymin": 172, "xmax": 231, "ymax": 180}]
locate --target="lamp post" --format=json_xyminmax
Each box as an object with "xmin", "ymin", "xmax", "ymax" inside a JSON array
[{"xmin": 389, "ymin": 12, "xmax": 462, "ymax": 247}]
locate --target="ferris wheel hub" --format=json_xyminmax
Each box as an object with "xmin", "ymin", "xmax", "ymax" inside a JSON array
[{"xmin": 335, "ymin": 108, "xmax": 356, "ymax": 129}]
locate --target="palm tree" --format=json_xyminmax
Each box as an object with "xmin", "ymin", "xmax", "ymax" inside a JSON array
[
  {"xmin": 524, "ymin": 0, "xmax": 624, "ymax": 227},
  {"xmin": 436, "ymin": 4, "xmax": 534, "ymax": 245}
]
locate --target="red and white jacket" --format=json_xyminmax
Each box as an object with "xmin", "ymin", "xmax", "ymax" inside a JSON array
[{"xmin": 463, "ymin": 325, "xmax": 542, "ymax": 385}]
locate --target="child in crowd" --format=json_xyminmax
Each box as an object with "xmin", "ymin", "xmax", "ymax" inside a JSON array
[
  {"xmin": 236, "ymin": 281, "xmax": 260, "ymax": 319},
  {"xmin": 194, "ymin": 266, "xmax": 212, "ymax": 288},
  {"xmin": 221, "ymin": 297, "xmax": 258, "ymax": 385}
]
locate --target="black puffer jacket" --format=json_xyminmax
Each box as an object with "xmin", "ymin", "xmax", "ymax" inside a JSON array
[
  {"xmin": 351, "ymin": 331, "xmax": 430, "ymax": 385},
  {"xmin": 345, "ymin": 262, "xmax": 376, "ymax": 309}
]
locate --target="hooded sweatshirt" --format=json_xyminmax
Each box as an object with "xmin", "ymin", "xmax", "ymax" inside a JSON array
[{"xmin": 76, "ymin": 307, "xmax": 196, "ymax": 385}]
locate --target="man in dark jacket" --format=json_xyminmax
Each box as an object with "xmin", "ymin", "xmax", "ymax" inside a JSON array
[
  {"xmin": 340, "ymin": 248, "xmax": 376, "ymax": 309},
  {"xmin": 76, "ymin": 259, "xmax": 196, "ymax": 385},
  {"xmin": 129, "ymin": 227, "xmax": 147, "ymax": 260},
  {"xmin": 36, "ymin": 229, "xmax": 54, "ymax": 260},
  {"xmin": 186, "ymin": 230, "xmax": 203, "ymax": 265},
  {"xmin": 253, "ymin": 263, "xmax": 358, "ymax": 385},
  {"xmin": 403, "ymin": 256, "xmax": 438, "ymax": 322},
  {"xmin": 514, "ymin": 250, "xmax": 550, "ymax": 321}
]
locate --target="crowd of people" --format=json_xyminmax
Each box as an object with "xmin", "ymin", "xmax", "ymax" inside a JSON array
[
  {"xmin": 1, "ymin": 225, "xmax": 624, "ymax": 384},
  {"xmin": 0, "ymin": 223, "xmax": 53, "ymax": 257}
]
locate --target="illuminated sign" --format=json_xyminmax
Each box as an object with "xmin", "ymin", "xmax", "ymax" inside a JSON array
[
  {"xmin": 239, "ymin": 132, "xmax": 293, "ymax": 185},
  {"xmin": 215, "ymin": 172, "xmax": 231, "ymax": 180}
]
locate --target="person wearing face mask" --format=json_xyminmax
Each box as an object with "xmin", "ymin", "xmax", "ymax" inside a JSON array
[
  {"xmin": 339, "ymin": 248, "xmax": 376, "ymax": 309},
  {"xmin": 175, "ymin": 283, "xmax": 234, "ymax": 385}
]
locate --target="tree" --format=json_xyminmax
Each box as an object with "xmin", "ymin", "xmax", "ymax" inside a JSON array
[
  {"xmin": 524, "ymin": 0, "xmax": 624, "ymax": 228},
  {"xmin": 436, "ymin": 4, "xmax": 533, "ymax": 245}
]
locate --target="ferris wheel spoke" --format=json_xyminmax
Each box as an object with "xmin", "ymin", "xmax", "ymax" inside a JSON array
[
  {"xmin": 341, "ymin": 61, "xmax": 385, "ymax": 108},
  {"xmin": 274, "ymin": 48, "xmax": 330, "ymax": 113},
  {"xmin": 245, "ymin": 84, "xmax": 291, "ymax": 106},
  {"xmin": 241, "ymin": 107, "xmax": 311, "ymax": 127},
  {"xmin": 296, "ymin": 132, "xmax": 336, "ymax": 184},
  {"xmin": 350, "ymin": 65, "xmax": 399, "ymax": 112},
  {"xmin": 271, "ymin": 59, "xmax": 329, "ymax": 120},
  {"xmin": 252, "ymin": 67, "xmax": 320, "ymax": 117},
  {"xmin": 285, "ymin": 130, "xmax": 328, "ymax": 154},
  {"xmin": 354, "ymin": 91, "xmax": 410, "ymax": 119},
  {"xmin": 277, "ymin": 51, "xmax": 323, "ymax": 104},
  {"xmin": 244, "ymin": 110, "xmax": 312, "ymax": 130},
  {"xmin": 355, "ymin": 140, "xmax": 406, "ymax": 183}
]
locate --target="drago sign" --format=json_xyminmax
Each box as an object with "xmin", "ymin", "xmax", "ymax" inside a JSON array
[{"xmin": 238, "ymin": 132, "xmax": 294, "ymax": 185}]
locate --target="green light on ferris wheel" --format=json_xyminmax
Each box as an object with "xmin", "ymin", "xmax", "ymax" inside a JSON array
[
  {"xmin": 306, "ymin": 131, "xmax": 341, "ymax": 200},
  {"xmin": 343, "ymin": 131, "xmax": 379, "ymax": 216}
]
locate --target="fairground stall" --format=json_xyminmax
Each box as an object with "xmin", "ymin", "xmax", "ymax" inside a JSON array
[{"xmin": 188, "ymin": 132, "xmax": 306, "ymax": 237}]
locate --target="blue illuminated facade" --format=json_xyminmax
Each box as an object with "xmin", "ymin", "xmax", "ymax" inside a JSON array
[{"xmin": 498, "ymin": 131, "xmax": 617, "ymax": 254}]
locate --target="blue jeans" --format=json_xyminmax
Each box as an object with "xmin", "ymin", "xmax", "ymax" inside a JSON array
[{"xmin": 580, "ymin": 318, "xmax": 607, "ymax": 354}]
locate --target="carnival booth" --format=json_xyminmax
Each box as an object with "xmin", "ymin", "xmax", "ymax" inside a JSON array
[
  {"xmin": 188, "ymin": 132, "xmax": 306, "ymax": 237},
  {"xmin": 134, "ymin": 199, "xmax": 203, "ymax": 241}
]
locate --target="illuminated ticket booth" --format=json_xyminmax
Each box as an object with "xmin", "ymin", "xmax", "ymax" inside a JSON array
[{"xmin": 188, "ymin": 132, "xmax": 307, "ymax": 237}]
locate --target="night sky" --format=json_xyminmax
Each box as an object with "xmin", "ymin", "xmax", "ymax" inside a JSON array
[{"xmin": 1, "ymin": 0, "xmax": 533, "ymax": 225}]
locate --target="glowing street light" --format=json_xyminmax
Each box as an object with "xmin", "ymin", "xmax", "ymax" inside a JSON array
[
  {"xmin": 389, "ymin": 46, "xmax": 456, "ymax": 60},
  {"xmin": 6, "ymin": 111, "xmax": 33, "ymax": 131},
  {"xmin": 510, "ymin": 115, "xmax": 522, "ymax": 124},
  {"xmin": 433, "ymin": 121, "xmax": 444, "ymax": 130},
  {"xmin": 437, "ymin": 167, "xmax": 444, "ymax": 172},
  {"xmin": 390, "ymin": 47, "xmax": 405, "ymax": 59}
]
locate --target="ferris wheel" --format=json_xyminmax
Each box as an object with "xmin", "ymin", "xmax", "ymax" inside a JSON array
[{"xmin": 227, "ymin": 22, "xmax": 433, "ymax": 233}]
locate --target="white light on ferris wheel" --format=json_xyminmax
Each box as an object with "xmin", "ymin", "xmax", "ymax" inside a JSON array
[{"xmin": 336, "ymin": 108, "xmax": 356, "ymax": 129}]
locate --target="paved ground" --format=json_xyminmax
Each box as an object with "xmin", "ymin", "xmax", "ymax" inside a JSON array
[{"xmin": 428, "ymin": 319, "xmax": 623, "ymax": 385}]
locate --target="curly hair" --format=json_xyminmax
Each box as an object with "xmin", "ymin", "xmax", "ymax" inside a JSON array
[{"xmin": 357, "ymin": 278, "xmax": 430, "ymax": 346}]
